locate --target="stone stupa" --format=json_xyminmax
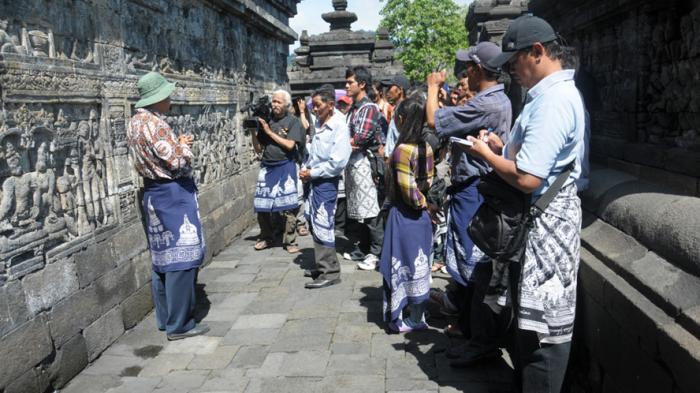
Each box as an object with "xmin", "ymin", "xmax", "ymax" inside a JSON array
[{"xmin": 288, "ymin": 0, "xmax": 403, "ymax": 97}]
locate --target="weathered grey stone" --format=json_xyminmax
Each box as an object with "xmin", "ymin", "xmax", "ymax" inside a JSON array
[
  {"xmin": 74, "ymin": 241, "xmax": 117, "ymax": 288},
  {"xmin": 121, "ymin": 284, "xmax": 153, "ymax": 330},
  {"xmin": 94, "ymin": 262, "xmax": 138, "ymax": 314},
  {"xmin": 186, "ymin": 345, "xmax": 239, "ymax": 370},
  {"xmin": 49, "ymin": 333, "xmax": 89, "ymax": 388},
  {"xmin": 658, "ymin": 323, "xmax": 700, "ymax": 393},
  {"xmin": 0, "ymin": 280, "xmax": 30, "ymax": 337},
  {"xmin": 49, "ymin": 285, "xmax": 103, "ymax": 347},
  {"xmin": 84, "ymin": 306, "xmax": 126, "ymax": 361},
  {"xmin": 59, "ymin": 374, "xmax": 121, "ymax": 393},
  {"xmin": 230, "ymin": 346, "xmax": 270, "ymax": 369},
  {"xmin": 222, "ymin": 328, "xmax": 280, "ymax": 346},
  {"xmin": 628, "ymin": 252, "xmax": 700, "ymax": 317},
  {"xmin": 22, "ymin": 258, "xmax": 79, "ymax": 314},
  {"xmin": 231, "ymin": 313, "xmax": 287, "ymax": 329},
  {"xmin": 581, "ymin": 217, "xmax": 647, "ymax": 272},
  {"xmin": 0, "ymin": 316, "xmax": 53, "ymax": 389},
  {"xmin": 138, "ymin": 353, "xmax": 195, "ymax": 377},
  {"xmin": 4, "ymin": 367, "xmax": 51, "ymax": 393}
]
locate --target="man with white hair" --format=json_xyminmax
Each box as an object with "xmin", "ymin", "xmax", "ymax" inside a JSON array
[{"xmin": 252, "ymin": 89, "xmax": 306, "ymax": 253}]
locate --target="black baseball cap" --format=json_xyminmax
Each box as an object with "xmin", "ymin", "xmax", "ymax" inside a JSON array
[
  {"xmin": 380, "ymin": 75, "xmax": 410, "ymax": 92},
  {"xmin": 487, "ymin": 15, "xmax": 558, "ymax": 69}
]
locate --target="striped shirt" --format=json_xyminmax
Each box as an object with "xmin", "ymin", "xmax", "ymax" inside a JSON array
[
  {"xmin": 127, "ymin": 108, "xmax": 193, "ymax": 180},
  {"xmin": 391, "ymin": 143, "xmax": 434, "ymax": 210}
]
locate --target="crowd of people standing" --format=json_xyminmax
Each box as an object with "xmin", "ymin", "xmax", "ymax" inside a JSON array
[{"xmin": 128, "ymin": 14, "xmax": 589, "ymax": 393}]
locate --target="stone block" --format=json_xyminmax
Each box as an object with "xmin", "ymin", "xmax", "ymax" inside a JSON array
[
  {"xmin": 49, "ymin": 333, "xmax": 89, "ymax": 388},
  {"xmin": 73, "ymin": 241, "xmax": 117, "ymax": 288},
  {"xmin": 325, "ymin": 354, "xmax": 385, "ymax": 376},
  {"xmin": 581, "ymin": 218, "xmax": 647, "ymax": 273},
  {"xmin": 49, "ymin": 286, "xmax": 103, "ymax": 347},
  {"xmin": 665, "ymin": 147, "xmax": 700, "ymax": 177},
  {"xmin": 582, "ymin": 252, "xmax": 673, "ymax": 358},
  {"xmin": 0, "ymin": 316, "xmax": 53, "ymax": 389},
  {"xmin": 22, "ymin": 258, "xmax": 79, "ymax": 314},
  {"xmin": 580, "ymin": 168, "xmax": 636, "ymax": 212},
  {"xmin": 84, "ymin": 306, "xmax": 125, "ymax": 361},
  {"xmin": 186, "ymin": 345, "xmax": 239, "ymax": 370},
  {"xmin": 94, "ymin": 262, "xmax": 138, "ymax": 314},
  {"xmin": 0, "ymin": 280, "xmax": 30, "ymax": 337},
  {"xmin": 638, "ymin": 165, "xmax": 699, "ymax": 196},
  {"xmin": 679, "ymin": 305, "xmax": 700, "ymax": 339},
  {"xmin": 138, "ymin": 353, "xmax": 194, "ymax": 377},
  {"xmin": 121, "ymin": 283, "xmax": 154, "ymax": 330},
  {"xmin": 623, "ymin": 143, "xmax": 666, "ymax": 169},
  {"xmin": 4, "ymin": 367, "xmax": 50, "ymax": 393},
  {"xmin": 628, "ymin": 252, "xmax": 700, "ymax": 317},
  {"xmin": 111, "ymin": 223, "xmax": 148, "ymax": 264},
  {"xmin": 231, "ymin": 313, "xmax": 287, "ymax": 329},
  {"xmin": 645, "ymin": 197, "xmax": 700, "ymax": 277},
  {"xmin": 658, "ymin": 324, "xmax": 700, "ymax": 393},
  {"xmin": 230, "ymin": 345, "xmax": 269, "ymax": 368}
]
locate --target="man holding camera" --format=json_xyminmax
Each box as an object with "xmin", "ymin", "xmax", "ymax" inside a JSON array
[{"xmin": 252, "ymin": 90, "xmax": 306, "ymax": 254}]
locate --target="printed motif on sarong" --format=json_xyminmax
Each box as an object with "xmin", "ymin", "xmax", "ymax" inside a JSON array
[
  {"xmin": 485, "ymin": 184, "xmax": 581, "ymax": 344},
  {"xmin": 444, "ymin": 182, "xmax": 488, "ymax": 286},
  {"xmin": 345, "ymin": 153, "xmax": 380, "ymax": 220},
  {"xmin": 254, "ymin": 159, "xmax": 299, "ymax": 213},
  {"xmin": 379, "ymin": 204, "xmax": 432, "ymax": 323},
  {"xmin": 143, "ymin": 177, "xmax": 205, "ymax": 273},
  {"xmin": 305, "ymin": 177, "xmax": 339, "ymax": 248}
]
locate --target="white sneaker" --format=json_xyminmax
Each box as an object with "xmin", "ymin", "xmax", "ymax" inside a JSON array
[{"xmin": 357, "ymin": 254, "xmax": 379, "ymax": 271}]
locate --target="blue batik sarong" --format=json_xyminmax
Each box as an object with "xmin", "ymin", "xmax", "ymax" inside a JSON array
[
  {"xmin": 379, "ymin": 203, "xmax": 432, "ymax": 323},
  {"xmin": 304, "ymin": 177, "xmax": 339, "ymax": 247},
  {"xmin": 254, "ymin": 159, "xmax": 299, "ymax": 213},
  {"xmin": 445, "ymin": 180, "xmax": 488, "ymax": 286},
  {"xmin": 142, "ymin": 177, "xmax": 205, "ymax": 273}
]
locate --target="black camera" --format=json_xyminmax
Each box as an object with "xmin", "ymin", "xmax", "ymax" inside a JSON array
[{"xmin": 240, "ymin": 94, "xmax": 272, "ymax": 129}]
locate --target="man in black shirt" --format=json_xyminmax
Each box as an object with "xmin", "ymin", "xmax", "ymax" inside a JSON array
[{"xmin": 252, "ymin": 90, "xmax": 305, "ymax": 253}]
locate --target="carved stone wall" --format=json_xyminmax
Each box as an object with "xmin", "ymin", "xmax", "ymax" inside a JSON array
[
  {"xmin": 0, "ymin": 0, "xmax": 298, "ymax": 390},
  {"xmin": 526, "ymin": 2, "xmax": 700, "ymax": 393}
]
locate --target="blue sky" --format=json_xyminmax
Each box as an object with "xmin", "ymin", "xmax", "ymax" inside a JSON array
[{"xmin": 289, "ymin": 0, "xmax": 474, "ymax": 51}]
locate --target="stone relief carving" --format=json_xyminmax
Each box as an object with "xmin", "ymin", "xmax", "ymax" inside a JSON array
[
  {"xmin": 0, "ymin": 104, "xmax": 115, "ymax": 278},
  {"xmin": 168, "ymin": 106, "xmax": 247, "ymax": 185}
]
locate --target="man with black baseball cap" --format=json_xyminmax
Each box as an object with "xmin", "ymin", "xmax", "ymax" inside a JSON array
[
  {"xmin": 380, "ymin": 74, "xmax": 410, "ymax": 158},
  {"xmin": 425, "ymin": 41, "xmax": 512, "ymax": 368},
  {"xmin": 463, "ymin": 15, "xmax": 586, "ymax": 393}
]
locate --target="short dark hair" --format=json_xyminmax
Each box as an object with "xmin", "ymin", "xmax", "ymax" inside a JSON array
[
  {"xmin": 311, "ymin": 84, "xmax": 336, "ymax": 104},
  {"xmin": 542, "ymin": 40, "xmax": 565, "ymax": 62},
  {"xmin": 346, "ymin": 66, "xmax": 372, "ymax": 93}
]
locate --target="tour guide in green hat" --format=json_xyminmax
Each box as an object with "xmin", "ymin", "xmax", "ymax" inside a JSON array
[{"xmin": 127, "ymin": 71, "xmax": 209, "ymax": 340}]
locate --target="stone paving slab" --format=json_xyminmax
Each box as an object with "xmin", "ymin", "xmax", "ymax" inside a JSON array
[{"xmin": 62, "ymin": 227, "xmax": 514, "ymax": 392}]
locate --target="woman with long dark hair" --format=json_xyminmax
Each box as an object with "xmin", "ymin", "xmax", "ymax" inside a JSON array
[{"xmin": 379, "ymin": 95, "xmax": 435, "ymax": 332}]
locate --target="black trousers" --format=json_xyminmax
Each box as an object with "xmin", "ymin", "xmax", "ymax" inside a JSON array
[
  {"xmin": 345, "ymin": 215, "xmax": 384, "ymax": 257},
  {"xmin": 334, "ymin": 197, "xmax": 347, "ymax": 234},
  {"xmin": 508, "ymin": 260, "xmax": 572, "ymax": 393}
]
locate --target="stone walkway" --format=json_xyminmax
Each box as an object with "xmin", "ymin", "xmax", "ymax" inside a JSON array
[{"xmin": 62, "ymin": 228, "xmax": 513, "ymax": 393}]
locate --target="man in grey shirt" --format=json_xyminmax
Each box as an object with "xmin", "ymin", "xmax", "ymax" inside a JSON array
[{"xmin": 425, "ymin": 42, "xmax": 512, "ymax": 367}]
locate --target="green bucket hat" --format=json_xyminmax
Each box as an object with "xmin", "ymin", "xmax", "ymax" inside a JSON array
[{"xmin": 135, "ymin": 72, "xmax": 176, "ymax": 108}]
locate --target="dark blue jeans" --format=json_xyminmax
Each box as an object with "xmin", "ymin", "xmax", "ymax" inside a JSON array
[{"xmin": 151, "ymin": 268, "xmax": 197, "ymax": 335}]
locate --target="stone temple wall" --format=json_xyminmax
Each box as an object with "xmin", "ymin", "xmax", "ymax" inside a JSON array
[
  {"xmin": 0, "ymin": 0, "xmax": 298, "ymax": 391},
  {"xmin": 526, "ymin": 1, "xmax": 700, "ymax": 393}
]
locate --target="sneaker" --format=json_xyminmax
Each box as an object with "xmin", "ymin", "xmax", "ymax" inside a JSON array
[
  {"xmin": 342, "ymin": 250, "xmax": 365, "ymax": 261},
  {"xmin": 166, "ymin": 324, "xmax": 210, "ymax": 341},
  {"xmin": 357, "ymin": 254, "xmax": 379, "ymax": 271}
]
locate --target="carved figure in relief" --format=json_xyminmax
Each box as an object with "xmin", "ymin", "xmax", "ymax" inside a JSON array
[
  {"xmin": 0, "ymin": 138, "xmax": 36, "ymax": 235},
  {"xmin": 56, "ymin": 157, "xmax": 79, "ymax": 238},
  {"xmin": 29, "ymin": 141, "xmax": 56, "ymax": 221}
]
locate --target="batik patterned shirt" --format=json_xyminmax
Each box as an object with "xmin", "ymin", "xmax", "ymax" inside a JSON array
[{"xmin": 127, "ymin": 108, "xmax": 193, "ymax": 180}]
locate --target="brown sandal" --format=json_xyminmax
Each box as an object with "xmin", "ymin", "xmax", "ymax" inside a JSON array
[
  {"xmin": 444, "ymin": 324, "xmax": 464, "ymax": 338},
  {"xmin": 254, "ymin": 240, "xmax": 270, "ymax": 251}
]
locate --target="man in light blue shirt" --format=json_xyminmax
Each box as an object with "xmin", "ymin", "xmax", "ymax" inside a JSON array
[
  {"xmin": 380, "ymin": 74, "xmax": 410, "ymax": 158},
  {"xmin": 464, "ymin": 15, "xmax": 586, "ymax": 393},
  {"xmin": 299, "ymin": 85, "xmax": 351, "ymax": 289}
]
